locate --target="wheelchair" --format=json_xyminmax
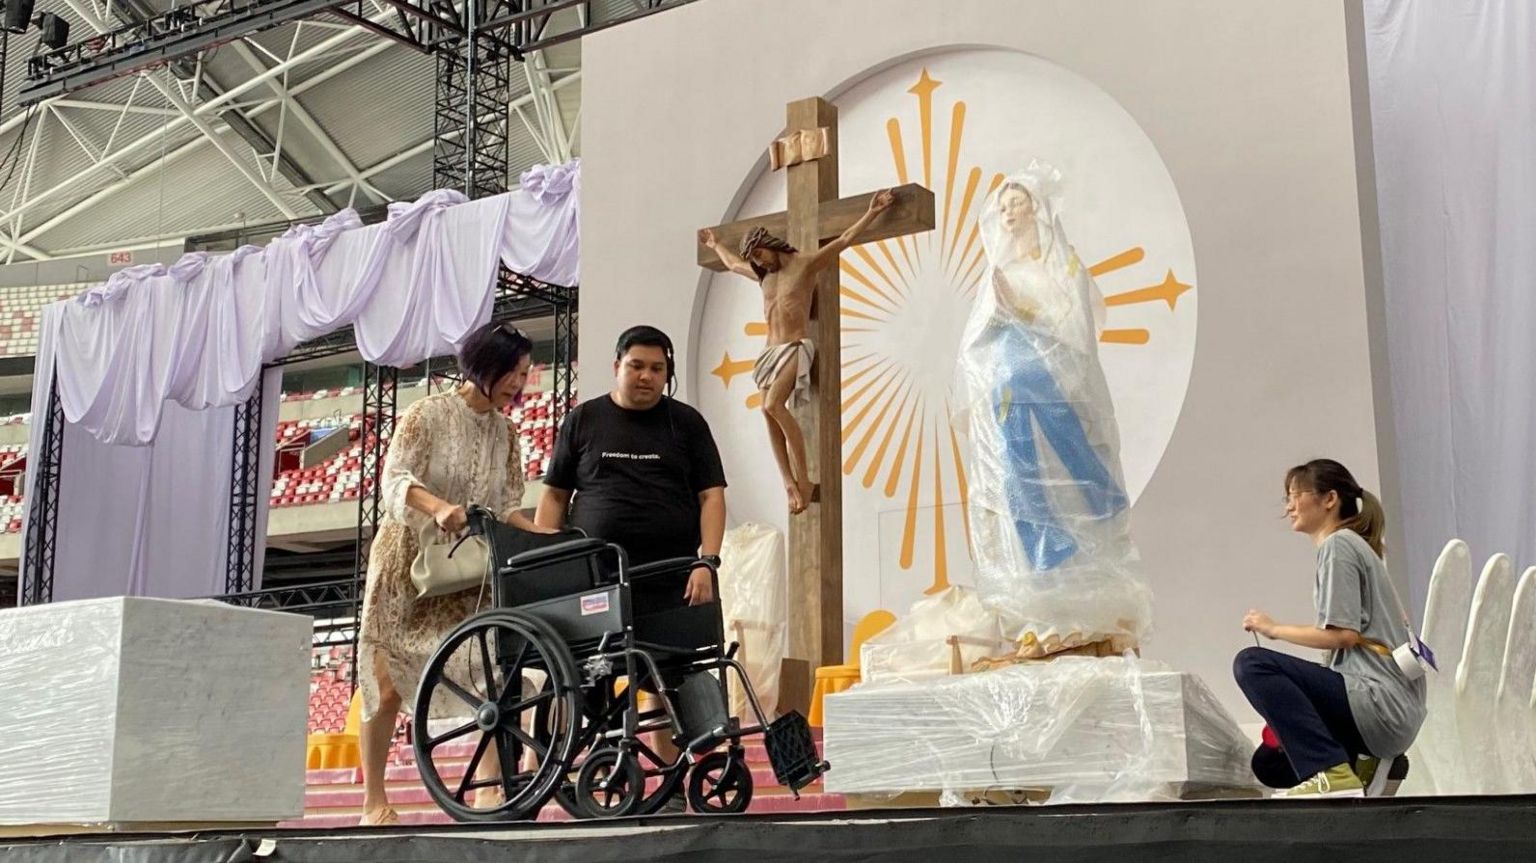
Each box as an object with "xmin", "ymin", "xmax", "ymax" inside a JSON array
[{"xmin": 410, "ymin": 506, "xmax": 828, "ymax": 822}]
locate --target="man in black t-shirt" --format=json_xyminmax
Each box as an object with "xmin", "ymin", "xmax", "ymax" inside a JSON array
[{"xmin": 535, "ymin": 325, "xmax": 726, "ymax": 606}]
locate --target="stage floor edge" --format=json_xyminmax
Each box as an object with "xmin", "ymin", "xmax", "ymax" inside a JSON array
[{"xmin": 2, "ymin": 797, "xmax": 1535, "ymax": 863}]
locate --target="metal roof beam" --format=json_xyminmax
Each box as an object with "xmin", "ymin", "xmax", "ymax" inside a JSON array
[
  {"xmin": 0, "ymin": 15, "xmax": 396, "ymax": 237},
  {"xmin": 323, "ymin": 68, "xmax": 577, "ymax": 195},
  {"xmin": 8, "ymin": 41, "xmax": 396, "ymax": 254},
  {"xmin": 59, "ymin": 0, "xmax": 305, "ymax": 220},
  {"xmin": 227, "ymin": 41, "xmax": 390, "ymax": 206}
]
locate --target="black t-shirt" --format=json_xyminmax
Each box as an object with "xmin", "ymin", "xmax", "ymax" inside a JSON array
[{"xmin": 543, "ymin": 395, "xmax": 727, "ymax": 566}]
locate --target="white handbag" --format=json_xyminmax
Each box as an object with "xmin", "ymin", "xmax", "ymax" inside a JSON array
[{"xmin": 410, "ymin": 521, "xmax": 491, "ymax": 599}]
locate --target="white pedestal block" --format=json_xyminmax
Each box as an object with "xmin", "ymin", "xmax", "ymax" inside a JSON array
[
  {"xmin": 823, "ymin": 658, "xmax": 1261, "ymax": 802},
  {"xmin": 0, "ymin": 597, "xmax": 311, "ymax": 829}
]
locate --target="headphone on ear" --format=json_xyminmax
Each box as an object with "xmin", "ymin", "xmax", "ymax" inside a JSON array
[{"xmin": 615, "ymin": 325, "xmax": 676, "ymax": 396}]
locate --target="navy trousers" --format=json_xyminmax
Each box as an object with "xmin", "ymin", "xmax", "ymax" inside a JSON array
[{"xmin": 1233, "ymin": 646, "xmax": 1371, "ymax": 786}]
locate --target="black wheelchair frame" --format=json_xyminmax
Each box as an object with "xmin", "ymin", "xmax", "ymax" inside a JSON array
[{"xmin": 410, "ymin": 506, "xmax": 827, "ymax": 822}]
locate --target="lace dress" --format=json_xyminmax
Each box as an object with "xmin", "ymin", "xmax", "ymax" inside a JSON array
[{"xmin": 356, "ymin": 390, "xmax": 525, "ymax": 720}]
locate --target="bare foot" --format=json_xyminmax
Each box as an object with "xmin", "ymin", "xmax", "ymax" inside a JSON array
[
  {"xmin": 786, "ymin": 483, "xmax": 806, "ymax": 515},
  {"xmin": 359, "ymin": 805, "xmax": 399, "ymax": 826}
]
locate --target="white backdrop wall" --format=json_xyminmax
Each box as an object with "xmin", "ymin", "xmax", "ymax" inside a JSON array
[
  {"xmin": 581, "ymin": 0, "xmax": 1388, "ymax": 717},
  {"xmin": 1365, "ymin": 0, "xmax": 1536, "ymax": 615}
]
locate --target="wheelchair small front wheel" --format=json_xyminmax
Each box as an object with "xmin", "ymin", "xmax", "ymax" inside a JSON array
[
  {"xmin": 686, "ymin": 748, "xmax": 754, "ymax": 814},
  {"xmin": 574, "ymin": 746, "xmax": 645, "ymax": 818}
]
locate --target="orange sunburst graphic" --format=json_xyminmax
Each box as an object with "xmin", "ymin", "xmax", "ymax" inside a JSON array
[{"xmin": 710, "ymin": 69, "xmax": 1195, "ymax": 594}]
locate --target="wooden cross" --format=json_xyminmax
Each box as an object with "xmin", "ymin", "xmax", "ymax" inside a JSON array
[{"xmin": 697, "ymin": 96, "xmax": 935, "ymax": 673}]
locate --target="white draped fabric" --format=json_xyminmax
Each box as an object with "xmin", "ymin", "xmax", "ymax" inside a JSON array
[
  {"xmin": 1364, "ymin": 3, "xmax": 1536, "ymax": 613},
  {"xmin": 49, "ymin": 159, "xmax": 579, "ymax": 447},
  {"xmin": 20, "ymin": 161, "xmax": 580, "ymax": 602}
]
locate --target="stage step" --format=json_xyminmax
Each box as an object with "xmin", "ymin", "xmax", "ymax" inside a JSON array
[
  {"xmin": 286, "ymin": 793, "xmax": 845, "ymax": 828},
  {"xmin": 307, "ymin": 763, "xmax": 819, "ymax": 810},
  {"xmin": 288, "ymin": 786, "xmax": 849, "ymax": 829},
  {"xmin": 287, "ymin": 727, "xmax": 840, "ymax": 828},
  {"xmin": 309, "ymin": 749, "xmax": 814, "ymax": 787},
  {"xmin": 396, "ymin": 734, "xmax": 796, "ymax": 767}
]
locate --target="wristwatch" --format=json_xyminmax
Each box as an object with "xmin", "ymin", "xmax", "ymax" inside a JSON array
[{"xmin": 701, "ymin": 554, "xmax": 722, "ymax": 568}]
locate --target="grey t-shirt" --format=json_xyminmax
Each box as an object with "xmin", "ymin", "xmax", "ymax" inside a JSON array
[{"xmin": 1315, "ymin": 529, "xmax": 1427, "ymax": 757}]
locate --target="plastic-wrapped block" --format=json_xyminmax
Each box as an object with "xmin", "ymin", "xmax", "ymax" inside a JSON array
[
  {"xmin": 823, "ymin": 657, "xmax": 1260, "ymax": 804},
  {"xmin": 0, "ymin": 597, "xmax": 310, "ymax": 828}
]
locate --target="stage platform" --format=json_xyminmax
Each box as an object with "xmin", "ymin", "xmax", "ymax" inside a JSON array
[{"xmin": 2, "ymin": 796, "xmax": 1534, "ymax": 863}]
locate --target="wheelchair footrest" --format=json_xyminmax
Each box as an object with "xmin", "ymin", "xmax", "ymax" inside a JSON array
[{"xmin": 764, "ymin": 710, "xmax": 829, "ymax": 797}]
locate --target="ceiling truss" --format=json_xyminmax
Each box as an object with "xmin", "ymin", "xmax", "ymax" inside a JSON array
[{"xmin": 0, "ymin": 0, "xmax": 693, "ymax": 261}]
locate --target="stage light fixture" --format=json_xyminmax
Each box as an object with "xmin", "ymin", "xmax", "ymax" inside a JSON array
[
  {"xmin": 0, "ymin": 0, "xmax": 34, "ymax": 35},
  {"xmin": 34, "ymin": 12, "xmax": 67, "ymax": 50}
]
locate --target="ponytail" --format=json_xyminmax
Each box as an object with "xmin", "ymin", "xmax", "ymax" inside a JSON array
[{"xmin": 1341, "ymin": 488, "xmax": 1387, "ymax": 558}]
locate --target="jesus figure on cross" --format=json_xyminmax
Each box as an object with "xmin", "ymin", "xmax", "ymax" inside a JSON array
[{"xmin": 699, "ymin": 188, "xmax": 896, "ymax": 515}]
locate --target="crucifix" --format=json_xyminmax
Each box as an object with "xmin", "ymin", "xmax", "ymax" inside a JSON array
[{"xmin": 696, "ymin": 96, "xmax": 935, "ymax": 674}]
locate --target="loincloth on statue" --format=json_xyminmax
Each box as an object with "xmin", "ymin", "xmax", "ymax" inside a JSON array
[{"xmin": 752, "ymin": 339, "xmax": 816, "ymax": 408}]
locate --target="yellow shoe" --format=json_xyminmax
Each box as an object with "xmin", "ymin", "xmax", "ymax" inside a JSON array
[
  {"xmin": 1355, "ymin": 755, "xmax": 1379, "ymax": 787},
  {"xmin": 1274, "ymin": 763, "xmax": 1364, "ymax": 799}
]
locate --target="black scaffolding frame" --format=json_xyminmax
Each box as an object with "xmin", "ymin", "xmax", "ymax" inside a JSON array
[{"xmin": 18, "ymin": 0, "xmax": 595, "ymax": 614}]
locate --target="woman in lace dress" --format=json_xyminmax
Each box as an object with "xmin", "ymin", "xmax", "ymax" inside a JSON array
[{"xmin": 357, "ymin": 321, "xmax": 552, "ymax": 825}]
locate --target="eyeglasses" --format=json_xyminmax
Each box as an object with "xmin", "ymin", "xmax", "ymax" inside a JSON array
[
  {"xmin": 499, "ymin": 323, "xmax": 528, "ymax": 340},
  {"xmin": 1282, "ymin": 489, "xmax": 1318, "ymax": 505}
]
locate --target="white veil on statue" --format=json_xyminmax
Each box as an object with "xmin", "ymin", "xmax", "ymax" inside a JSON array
[{"xmin": 954, "ymin": 159, "xmax": 1151, "ymax": 658}]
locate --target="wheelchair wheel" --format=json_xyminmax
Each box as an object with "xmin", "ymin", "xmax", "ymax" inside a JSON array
[
  {"xmin": 552, "ymin": 751, "xmax": 687, "ymax": 818},
  {"xmin": 412, "ymin": 609, "xmax": 581, "ymax": 822},
  {"xmin": 573, "ymin": 746, "xmax": 644, "ymax": 818},
  {"xmin": 686, "ymin": 748, "xmax": 754, "ymax": 814},
  {"xmin": 542, "ymin": 688, "xmax": 687, "ymax": 818}
]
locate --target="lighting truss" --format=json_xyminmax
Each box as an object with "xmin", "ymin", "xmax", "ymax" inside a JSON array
[{"xmin": 19, "ymin": 0, "xmax": 699, "ymax": 105}]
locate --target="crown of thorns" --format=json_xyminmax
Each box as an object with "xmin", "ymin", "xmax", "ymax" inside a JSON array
[{"xmin": 739, "ymin": 226, "xmax": 797, "ymax": 258}]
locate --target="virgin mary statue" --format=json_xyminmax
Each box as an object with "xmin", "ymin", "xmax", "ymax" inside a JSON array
[{"xmin": 955, "ymin": 160, "xmax": 1151, "ymax": 659}]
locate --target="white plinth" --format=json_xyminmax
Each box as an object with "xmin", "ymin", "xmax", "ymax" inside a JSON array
[
  {"xmin": 823, "ymin": 658, "xmax": 1261, "ymax": 801},
  {"xmin": 0, "ymin": 597, "xmax": 311, "ymax": 828}
]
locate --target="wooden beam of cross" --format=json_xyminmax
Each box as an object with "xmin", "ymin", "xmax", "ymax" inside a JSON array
[
  {"xmin": 695, "ymin": 96, "xmax": 935, "ymax": 675},
  {"xmin": 694, "ymin": 183, "xmax": 935, "ymax": 272}
]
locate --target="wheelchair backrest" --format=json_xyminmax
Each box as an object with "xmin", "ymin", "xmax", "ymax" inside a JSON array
[{"xmin": 480, "ymin": 521, "xmax": 620, "ymax": 608}]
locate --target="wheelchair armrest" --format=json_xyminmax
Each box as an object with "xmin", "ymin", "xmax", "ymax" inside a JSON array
[
  {"xmin": 503, "ymin": 537, "xmax": 612, "ymax": 571},
  {"xmin": 627, "ymin": 556, "xmax": 707, "ymax": 580}
]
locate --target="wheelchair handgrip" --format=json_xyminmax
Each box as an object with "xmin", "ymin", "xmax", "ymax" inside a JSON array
[{"xmin": 464, "ymin": 504, "xmax": 498, "ymax": 535}]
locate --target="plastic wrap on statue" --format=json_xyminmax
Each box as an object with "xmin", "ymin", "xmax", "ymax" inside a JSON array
[
  {"xmin": 953, "ymin": 161, "xmax": 1152, "ymax": 657},
  {"xmin": 717, "ymin": 523, "xmax": 789, "ymax": 718},
  {"xmin": 859, "ymin": 587, "xmax": 1009, "ymax": 683}
]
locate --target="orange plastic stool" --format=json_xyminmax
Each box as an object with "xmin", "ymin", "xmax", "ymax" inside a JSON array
[
  {"xmin": 305, "ymin": 690, "xmax": 363, "ymax": 770},
  {"xmin": 306, "ymin": 732, "xmax": 361, "ymax": 769},
  {"xmin": 808, "ymin": 610, "xmax": 897, "ymax": 726}
]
